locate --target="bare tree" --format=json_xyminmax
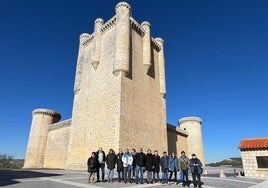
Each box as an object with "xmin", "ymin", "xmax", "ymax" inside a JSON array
[{"xmin": 0, "ymin": 154, "xmax": 14, "ymax": 168}]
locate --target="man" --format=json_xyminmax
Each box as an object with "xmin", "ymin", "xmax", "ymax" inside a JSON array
[
  {"xmin": 122, "ymin": 148, "xmax": 133, "ymax": 184},
  {"xmin": 153, "ymin": 150, "xmax": 160, "ymax": 183},
  {"xmin": 160, "ymin": 151, "xmax": 169, "ymax": 184},
  {"xmin": 189, "ymin": 153, "xmax": 203, "ymax": 188},
  {"xmin": 135, "ymin": 148, "xmax": 146, "ymax": 184},
  {"xmin": 179, "ymin": 151, "xmax": 190, "ymax": 187},
  {"xmin": 145, "ymin": 149, "xmax": 154, "ymax": 184},
  {"xmin": 96, "ymin": 147, "xmax": 106, "ymax": 182}
]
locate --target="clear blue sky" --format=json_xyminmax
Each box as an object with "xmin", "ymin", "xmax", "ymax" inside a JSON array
[{"xmin": 0, "ymin": 0, "xmax": 267, "ymax": 163}]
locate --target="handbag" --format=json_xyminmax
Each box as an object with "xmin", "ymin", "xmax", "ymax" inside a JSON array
[
  {"xmin": 127, "ymin": 164, "xmax": 133, "ymax": 171},
  {"xmin": 179, "ymin": 171, "xmax": 183, "ymax": 182}
]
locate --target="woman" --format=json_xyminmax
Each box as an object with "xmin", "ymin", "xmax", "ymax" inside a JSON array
[
  {"xmin": 87, "ymin": 152, "xmax": 99, "ymax": 183},
  {"xmin": 117, "ymin": 148, "xmax": 124, "ymax": 182},
  {"xmin": 168, "ymin": 152, "xmax": 179, "ymax": 185}
]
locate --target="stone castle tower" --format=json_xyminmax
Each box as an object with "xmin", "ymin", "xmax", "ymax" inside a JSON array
[
  {"xmin": 24, "ymin": 2, "xmax": 205, "ymax": 170},
  {"xmin": 179, "ymin": 117, "xmax": 205, "ymax": 164}
]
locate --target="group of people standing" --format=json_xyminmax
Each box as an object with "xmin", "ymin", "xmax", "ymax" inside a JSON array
[{"xmin": 87, "ymin": 147, "xmax": 203, "ymax": 188}]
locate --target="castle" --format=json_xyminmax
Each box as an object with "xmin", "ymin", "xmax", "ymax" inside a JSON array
[{"xmin": 24, "ymin": 2, "xmax": 205, "ymax": 170}]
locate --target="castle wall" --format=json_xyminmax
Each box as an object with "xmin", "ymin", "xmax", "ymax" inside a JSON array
[
  {"xmin": 167, "ymin": 125, "xmax": 188, "ymax": 155},
  {"xmin": 119, "ymin": 28, "xmax": 168, "ymax": 152},
  {"xmin": 43, "ymin": 119, "xmax": 71, "ymax": 169},
  {"xmin": 66, "ymin": 26, "xmax": 122, "ymax": 170}
]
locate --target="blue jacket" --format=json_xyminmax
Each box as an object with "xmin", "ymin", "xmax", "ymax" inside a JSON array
[
  {"xmin": 168, "ymin": 156, "xmax": 179, "ymax": 172},
  {"xmin": 189, "ymin": 158, "xmax": 203, "ymax": 174},
  {"xmin": 160, "ymin": 156, "xmax": 169, "ymax": 172}
]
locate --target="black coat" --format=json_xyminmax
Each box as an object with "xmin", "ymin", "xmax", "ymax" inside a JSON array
[
  {"xmin": 116, "ymin": 153, "xmax": 124, "ymax": 172},
  {"xmin": 135, "ymin": 152, "xmax": 146, "ymax": 167},
  {"xmin": 145, "ymin": 153, "xmax": 155, "ymax": 171},
  {"xmin": 153, "ymin": 154, "xmax": 161, "ymax": 173},
  {"xmin": 96, "ymin": 150, "xmax": 106, "ymax": 164},
  {"xmin": 106, "ymin": 153, "xmax": 117, "ymax": 170},
  {"xmin": 132, "ymin": 154, "xmax": 136, "ymax": 168},
  {"xmin": 87, "ymin": 157, "xmax": 99, "ymax": 172}
]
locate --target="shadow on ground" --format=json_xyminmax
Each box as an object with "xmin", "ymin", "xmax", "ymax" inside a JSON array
[{"xmin": 0, "ymin": 170, "xmax": 62, "ymax": 187}]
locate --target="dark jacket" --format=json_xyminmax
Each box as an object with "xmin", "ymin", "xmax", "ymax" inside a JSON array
[
  {"xmin": 87, "ymin": 156, "xmax": 99, "ymax": 172},
  {"xmin": 190, "ymin": 158, "xmax": 203, "ymax": 174},
  {"xmin": 160, "ymin": 156, "xmax": 169, "ymax": 172},
  {"xmin": 145, "ymin": 153, "xmax": 155, "ymax": 171},
  {"xmin": 153, "ymin": 154, "xmax": 161, "ymax": 173},
  {"xmin": 116, "ymin": 152, "xmax": 124, "ymax": 172},
  {"xmin": 96, "ymin": 150, "xmax": 106, "ymax": 164},
  {"xmin": 106, "ymin": 153, "xmax": 117, "ymax": 170},
  {"xmin": 132, "ymin": 154, "xmax": 136, "ymax": 168},
  {"xmin": 135, "ymin": 152, "xmax": 146, "ymax": 167}
]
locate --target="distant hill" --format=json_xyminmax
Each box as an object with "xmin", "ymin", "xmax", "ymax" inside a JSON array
[{"xmin": 206, "ymin": 157, "xmax": 242, "ymax": 167}]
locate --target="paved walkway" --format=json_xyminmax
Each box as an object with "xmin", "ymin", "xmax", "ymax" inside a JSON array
[{"xmin": 0, "ymin": 168, "xmax": 266, "ymax": 188}]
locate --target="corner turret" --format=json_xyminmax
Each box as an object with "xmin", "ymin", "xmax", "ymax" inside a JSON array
[{"xmin": 24, "ymin": 109, "xmax": 61, "ymax": 168}]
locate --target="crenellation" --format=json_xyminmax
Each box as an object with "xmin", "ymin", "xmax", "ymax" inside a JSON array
[
  {"xmin": 151, "ymin": 38, "xmax": 161, "ymax": 52},
  {"xmin": 32, "ymin": 109, "xmax": 61, "ymax": 120},
  {"xmin": 130, "ymin": 17, "xmax": 145, "ymax": 37},
  {"xmin": 115, "ymin": 2, "xmax": 131, "ymax": 13},
  {"xmin": 80, "ymin": 33, "xmax": 94, "ymax": 46},
  {"xmin": 101, "ymin": 15, "xmax": 116, "ymax": 33}
]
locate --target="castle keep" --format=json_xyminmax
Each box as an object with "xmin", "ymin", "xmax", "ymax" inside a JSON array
[{"xmin": 24, "ymin": 2, "xmax": 205, "ymax": 170}]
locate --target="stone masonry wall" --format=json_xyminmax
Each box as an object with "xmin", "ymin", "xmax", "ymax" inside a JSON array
[
  {"xmin": 120, "ymin": 29, "xmax": 168, "ymax": 152},
  {"xmin": 43, "ymin": 119, "xmax": 71, "ymax": 169},
  {"xmin": 167, "ymin": 125, "xmax": 188, "ymax": 155},
  {"xmin": 241, "ymin": 150, "xmax": 268, "ymax": 178},
  {"xmin": 66, "ymin": 27, "xmax": 122, "ymax": 170}
]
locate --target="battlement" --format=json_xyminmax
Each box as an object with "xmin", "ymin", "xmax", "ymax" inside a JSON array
[
  {"xmin": 179, "ymin": 116, "xmax": 202, "ymax": 124},
  {"xmin": 115, "ymin": 2, "xmax": 131, "ymax": 12},
  {"xmin": 32, "ymin": 108, "xmax": 61, "ymax": 120}
]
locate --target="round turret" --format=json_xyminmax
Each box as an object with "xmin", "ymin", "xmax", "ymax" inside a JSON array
[
  {"xmin": 179, "ymin": 116, "xmax": 205, "ymax": 165},
  {"xmin": 24, "ymin": 109, "xmax": 61, "ymax": 168}
]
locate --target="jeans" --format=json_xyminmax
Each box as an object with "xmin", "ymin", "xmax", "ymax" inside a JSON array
[
  {"xmin": 162, "ymin": 169, "xmax": 169, "ymax": 183},
  {"xmin": 123, "ymin": 167, "xmax": 131, "ymax": 183},
  {"xmin": 135, "ymin": 165, "xmax": 145, "ymax": 183},
  {"xmin": 118, "ymin": 170, "xmax": 123, "ymax": 181},
  {"xmin": 97, "ymin": 163, "xmax": 105, "ymax": 181},
  {"xmin": 153, "ymin": 171, "xmax": 160, "ymax": 182},
  {"xmin": 107, "ymin": 169, "xmax": 114, "ymax": 181},
  {"xmin": 182, "ymin": 169, "xmax": 189, "ymax": 185}
]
